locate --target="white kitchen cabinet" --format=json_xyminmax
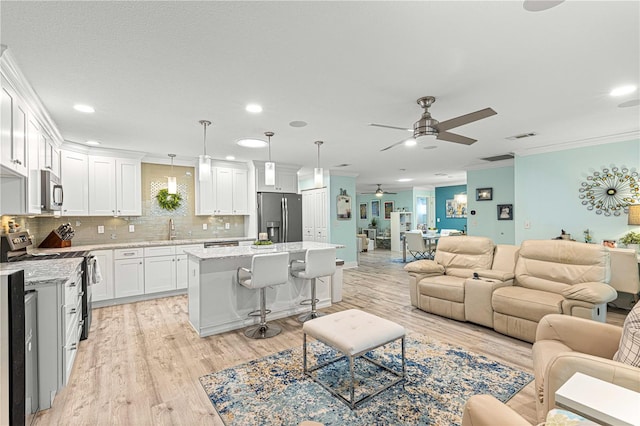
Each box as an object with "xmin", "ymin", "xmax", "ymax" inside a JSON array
[
  {"xmin": 175, "ymin": 244, "xmax": 202, "ymax": 289},
  {"xmin": 255, "ymin": 161, "xmax": 299, "ymax": 193},
  {"xmin": 91, "ymin": 249, "xmax": 114, "ymax": 302},
  {"xmin": 40, "ymin": 133, "xmax": 60, "ymax": 177},
  {"xmin": 88, "ymin": 156, "xmax": 141, "ymax": 216},
  {"xmin": 60, "ymin": 150, "xmax": 89, "ymax": 216},
  {"xmin": 26, "ymin": 117, "xmax": 41, "ymax": 214},
  {"xmin": 144, "ymin": 254, "xmax": 176, "ymax": 293},
  {"xmin": 196, "ymin": 165, "xmax": 215, "ymax": 215},
  {"xmin": 114, "ymin": 248, "xmax": 144, "ymax": 298},
  {"xmin": 88, "ymin": 156, "xmax": 116, "ymax": 215},
  {"xmin": 197, "ymin": 163, "xmax": 248, "ymax": 216},
  {"xmin": 302, "ymin": 187, "xmax": 328, "ymax": 242},
  {"xmin": 0, "ymin": 76, "xmax": 28, "ymax": 177}
]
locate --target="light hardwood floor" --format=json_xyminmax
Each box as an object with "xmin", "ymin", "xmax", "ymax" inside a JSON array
[{"xmin": 35, "ymin": 249, "xmax": 627, "ymax": 425}]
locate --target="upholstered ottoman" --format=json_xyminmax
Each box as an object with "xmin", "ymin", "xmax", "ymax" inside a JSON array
[{"xmin": 302, "ymin": 309, "xmax": 406, "ymax": 409}]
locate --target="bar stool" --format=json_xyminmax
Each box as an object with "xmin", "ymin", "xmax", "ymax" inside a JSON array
[
  {"xmin": 290, "ymin": 247, "xmax": 336, "ymax": 323},
  {"xmin": 236, "ymin": 251, "xmax": 290, "ymax": 339}
]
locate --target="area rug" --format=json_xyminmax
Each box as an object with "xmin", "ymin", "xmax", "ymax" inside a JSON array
[{"xmin": 199, "ymin": 334, "xmax": 533, "ymax": 425}]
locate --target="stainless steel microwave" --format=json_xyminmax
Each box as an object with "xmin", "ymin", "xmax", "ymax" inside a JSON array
[{"xmin": 40, "ymin": 170, "xmax": 63, "ymax": 212}]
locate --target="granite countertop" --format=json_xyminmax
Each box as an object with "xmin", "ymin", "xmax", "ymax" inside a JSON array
[
  {"xmin": 24, "ymin": 236, "xmax": 255, "ymax": 255},
  {"xmin": 184, "ymin": 241, "xmax": 345, "ymax": 260},
  {"xmin": 0, "ymin": 258, "xmax": 83, "ymax": 288}
]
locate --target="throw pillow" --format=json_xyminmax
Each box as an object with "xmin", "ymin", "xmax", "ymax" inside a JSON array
[{"xmin": 613, "ymin": 300, "xmax": 640, "ymax": 367}]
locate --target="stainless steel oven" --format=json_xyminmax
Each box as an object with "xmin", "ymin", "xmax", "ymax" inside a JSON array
[{"xmin": 40, "ymin": 170, "xmax": 63, "ymax": 213}]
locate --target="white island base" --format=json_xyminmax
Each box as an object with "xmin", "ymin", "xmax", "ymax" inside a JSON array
[{"xmin": 186, "ymin": 242, "xmax": 342, "ymax": 337}]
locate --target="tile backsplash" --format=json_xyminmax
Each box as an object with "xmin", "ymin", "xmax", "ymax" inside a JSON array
[{"xmin": 1, "ymin": 163, "xmax": 247, "ymax": 246}]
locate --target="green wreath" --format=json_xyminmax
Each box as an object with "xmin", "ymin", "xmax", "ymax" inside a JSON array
[{"xmin": 156, "ymin": 188, "xmax": 182, "ymax": 211}]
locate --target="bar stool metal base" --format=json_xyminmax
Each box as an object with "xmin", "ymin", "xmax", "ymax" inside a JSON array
[
  {"xmin": 298, "ymin": 310, "xmax": 326, "ymax": 323},
  {"xmin": 244, "ymin": 323, "xmax": 282, "ymax": 339}
]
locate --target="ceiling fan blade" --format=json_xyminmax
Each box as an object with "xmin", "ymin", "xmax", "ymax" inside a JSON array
[
  {"xmin": 380, "ymin": 139, "xmax": 407, "ymax": 151},
  {"xmin": 435, "ymin": 108, "xmax": 497, "ymax": 132},
  {"xmin": 437, "ymin": 132, "xmax": 476, "ymax": 145},
  {"xmin": 369, "ymin": 123, "xmax": 412, "ymax": 132}
]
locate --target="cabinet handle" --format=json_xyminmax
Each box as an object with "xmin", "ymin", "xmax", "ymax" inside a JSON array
[
  {"xmin": 68, "ymin": 308, "xmax": 77, "ymax": 314},
  {"xmin": 79, "ymin": 319, "xmax": 84, "ymax": 327},
  {"xmin": 45, "ymin": 165, "xmax": 52, "ymax": 169},
  {"xmin": 78, "ymin": 291, "xmax": 84, "ymax": 297},
  {"xmin": 139, "ymin": 261, "xmax": 142, "ymax": 265},
  {"xmin": 65, "ymin": 343, "xmax": 77, "ymax": 351},
  {"xmin": 123, "ymin": 252, "xmax": 136, "ymax": 256},
  {"xmin": 68, "ymin": 282, "xmax": 76, "ymax": 287},
  {"xmin": 118, "ymin": 210, "xmax": 121, "ymax": 213}
]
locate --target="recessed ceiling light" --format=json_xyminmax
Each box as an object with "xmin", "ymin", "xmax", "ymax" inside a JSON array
[
  {"xmin": 619, "ymin": 99, "xmax": 640, "ymax": 108},
  {"xmin": 74, "ymin": 104, "xmax": 95, "ymax": 113},
  {"xmin": 397, "ymin": 178, "xmax": 413, "ymax": 182},
  {"xmin": 610, "ymin": 85, "xmax": 637, "ymax": 97},
  {"xmin": 245, "ymin": 104, "xmax": 262, "ymax": 113},
  {"xmin": 86, "ymin": 140, "xmax": 100, "ymax": 146},
  {"xmin": 289, "ymin": 121, "xmax": 308, "ymax": 128},
  {"xmin": 523, "ymin": 0, "xmax": 565, "ymax": 12},
  {"xmin": 225, "ymin": 155, "xmax": 235, "ymax": 160},
  {"xmin": 236, "ymin": 138, "xmax": 268, "ymax": 148},
  {"xmin": 404, "ymin": 138, "xmax": 417, "ymax": 147}
]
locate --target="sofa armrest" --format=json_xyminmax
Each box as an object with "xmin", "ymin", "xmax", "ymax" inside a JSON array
[
  {"xmin": 462, "ymin": 395, "xmax": 530, "ymax": 426},
  {"xmin": 543, "ymin": 352, "xmax": 640, "ymax": 418},
  {"xmin": 561, "ymin": 282, "xmax": 617, "ymax": 304},
  {"xmin": 474, "ymin": 269, "xmax": 515, "ymax": 282},
  {"xmin": 535, "ymin": 314, "xmax": 622, "ymax": 358},
  {"xmin": 404, "ymin": 260, "xmax": 445, "ymax": 275}
]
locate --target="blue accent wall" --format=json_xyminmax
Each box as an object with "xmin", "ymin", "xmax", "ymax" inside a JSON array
[
  {"xmin": 514, "ymin": 139, "xmax": 640, "ymax": 244},
  {"xmin": 435, "ymin": 184, "xmax": 467, "ymax": 231},
  {"xmin": 467, "ymin": 166, "xmax": 515, "ymax": 244},
  {"xmin": 329, "ymin": 175, "xmax": 357, "ymax": 263}
]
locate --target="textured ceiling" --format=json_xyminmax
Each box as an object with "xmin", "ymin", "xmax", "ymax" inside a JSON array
[{"xmin": 1, "ymin": 1, "xmax": 639, "ymax": 193}]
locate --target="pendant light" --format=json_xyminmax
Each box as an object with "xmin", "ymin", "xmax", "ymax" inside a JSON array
[
  {"xmin": 167, "ymin": 154, "xmax": 177, "ymax": 194},
  {"xmin": 264, "ymin": 131, "xmax": 275, "ymax": 186},
  {"xmin": 314, "ymin": 140, "xmax": 324, "ymax": 188},
  {"xmin": 198, "ymin": 120, "xmax": 212, "ymax": 181}
]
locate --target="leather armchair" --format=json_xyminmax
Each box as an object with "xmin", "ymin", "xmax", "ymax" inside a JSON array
[{"xmin": 532, "ymin": 314, "xmax": 640, "ymax": 423}]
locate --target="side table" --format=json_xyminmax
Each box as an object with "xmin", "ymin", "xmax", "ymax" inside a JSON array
[{"xmin": 555, "ymin": 372, "xmax": 640, "ymax": 426}]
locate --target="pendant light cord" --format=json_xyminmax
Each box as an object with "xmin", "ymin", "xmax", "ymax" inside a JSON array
[
  {"xmin": 265, "ymin": 131, "xmax": 275, "ymax": 162},
  {"xmin": 199, "ymin": 120, "xmax": 212, "ymax": 157},
  {"xmin": 314, "ymin": 140, "xmax": 323, "ymax": 168}
]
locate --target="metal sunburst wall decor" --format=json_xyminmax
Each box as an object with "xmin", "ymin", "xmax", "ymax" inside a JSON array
[{"xmin": 579, "ymin": 167, "xmax": 639, "ymax": 216}]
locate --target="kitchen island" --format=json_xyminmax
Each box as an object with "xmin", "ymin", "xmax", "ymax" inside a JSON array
[{"xmin": 184, "ymin": 241, "xmax": 344, "ymax": 337}]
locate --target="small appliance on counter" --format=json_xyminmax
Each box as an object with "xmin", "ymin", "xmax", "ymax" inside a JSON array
[{"xmin": 38, "ymin": 223, "xmax": 75, "ymax": 248}]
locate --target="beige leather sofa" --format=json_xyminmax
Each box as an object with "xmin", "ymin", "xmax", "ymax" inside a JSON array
[
  {"xmin": 532, "ymin": 314, "xmax": 640, "ymax": 423},
  {"xmin": 406, "ymin": 238, "xmax": 617, "ymax": 342},
  {"xmin": 492, "ymin": 240, "xmax": 616, "ymax": 342}
]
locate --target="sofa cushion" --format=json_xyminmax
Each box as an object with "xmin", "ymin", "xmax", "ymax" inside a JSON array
[
  {"xmin": 492, "ymin": 286, "xmax": 563, "ymax": 322},
  {"xmin": 613, "ymin": 301, "xmax": 640, "ymax": 367},
  {"xmin": 418, "ymin": 275, "xmax": 465, "ymax": 303},
  {"xmin": 515, "ymin": 240, "xmax": 609, "ymax": 294},
  {"xmin": 404, "ymin": 259, "xmax": 445, "ymax": 275},
  {"xmin": 434, "ymin": 236, "xmax": 495, "ymax": 272}
]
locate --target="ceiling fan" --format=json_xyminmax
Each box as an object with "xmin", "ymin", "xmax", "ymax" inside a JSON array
[
  {"xmin": 361, "ymin": 184, "xmax": 397, "ymax": 197},
  {"xmin": 372, "ymin": 96, "xmax": 497, "ymax": 151}
]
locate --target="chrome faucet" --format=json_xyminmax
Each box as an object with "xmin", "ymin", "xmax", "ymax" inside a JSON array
[{"xmin": 169, "ymin": 218, "xmax": 176, "ymax": 240}]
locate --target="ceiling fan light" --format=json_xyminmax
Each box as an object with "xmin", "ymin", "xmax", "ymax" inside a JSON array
[
  {"xmin": 610, "ymin": 85, "xmax": 637, "ymax": 97},
  {"xmin": 404, "ymin": 138, "xmax": 417, "ymax": 147},
  {"xmin": 375, "ymin": 191, "xmax": 383, "ymax": 198}
]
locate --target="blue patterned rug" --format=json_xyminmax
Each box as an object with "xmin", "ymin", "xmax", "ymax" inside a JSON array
[{"xmin": 199, "ymin": 334, "xmax": 533, "ymax": 425}]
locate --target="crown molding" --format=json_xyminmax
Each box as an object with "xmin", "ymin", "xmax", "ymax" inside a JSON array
[
  {"xmin": 0, "ymin": 48, "xmax": 64, "ymax": 144},
  {"xmin": 512, "ymin": 130, "xmax": 640, "ymax": 157}
]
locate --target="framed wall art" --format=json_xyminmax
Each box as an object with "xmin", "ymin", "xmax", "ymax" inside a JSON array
[
  {"xmin": 476, "ymin": 187, "xmax": 493, "ymax": 201},
  {"xmin": 384, "ymin": 201, "xmax": 394, "ymax": 220},
  {"xmin": 497, "ymin": 204, "xmax": 513, "ymax": 220},
  {"xmin": 446, "ymin": 199, "xmax": 467, "ymax": 218},
  {"xmin": 337, "ymin": 190, "xmax": 352, "ymax": 220},
  {"xmin": 371, "ymin": 200, "xmax": 380, "ymax": 217},
  {"xmin": 359, "ymin": 203, "xmax": 367, "ymax": 220}
]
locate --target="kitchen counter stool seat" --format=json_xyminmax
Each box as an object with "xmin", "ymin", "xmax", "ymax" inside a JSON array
[
  {"xmin": 237, "ymin": 251, "xmax": 290, "ymax": 339},
  {"xmin": 291, "ymin": 247, "xmax": 336, "ymax": 323}
]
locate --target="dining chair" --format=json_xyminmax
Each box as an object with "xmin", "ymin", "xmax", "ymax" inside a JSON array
[{"xmin": 405, "ymin": 231, "xmax": 428, "ymax": 261}]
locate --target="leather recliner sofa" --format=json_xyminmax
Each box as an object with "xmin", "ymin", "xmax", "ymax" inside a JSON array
[{"xmin": 406, "ymin": 237, "xmax": 617, "ymax": 342}]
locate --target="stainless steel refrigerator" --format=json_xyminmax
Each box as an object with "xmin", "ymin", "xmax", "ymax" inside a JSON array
[{"xmin": 257, "ymin": 192, "xmax": 302, "ymax": 242}]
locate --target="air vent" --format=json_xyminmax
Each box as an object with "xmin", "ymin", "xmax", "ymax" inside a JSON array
[
  {"xmin": 481, "ymin": 154, "xmax": 515, "ymax": 162},
  {"xmin": 333, "ymin": 163, "xmax": 351, "ymax": 167},
  {"xmin": 434, "ymin": 172, "xmax": 447, "ymax": 176},
  {"xmin": 506, "ymin": 132, "xmax": 538, "ymax": 140}
]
